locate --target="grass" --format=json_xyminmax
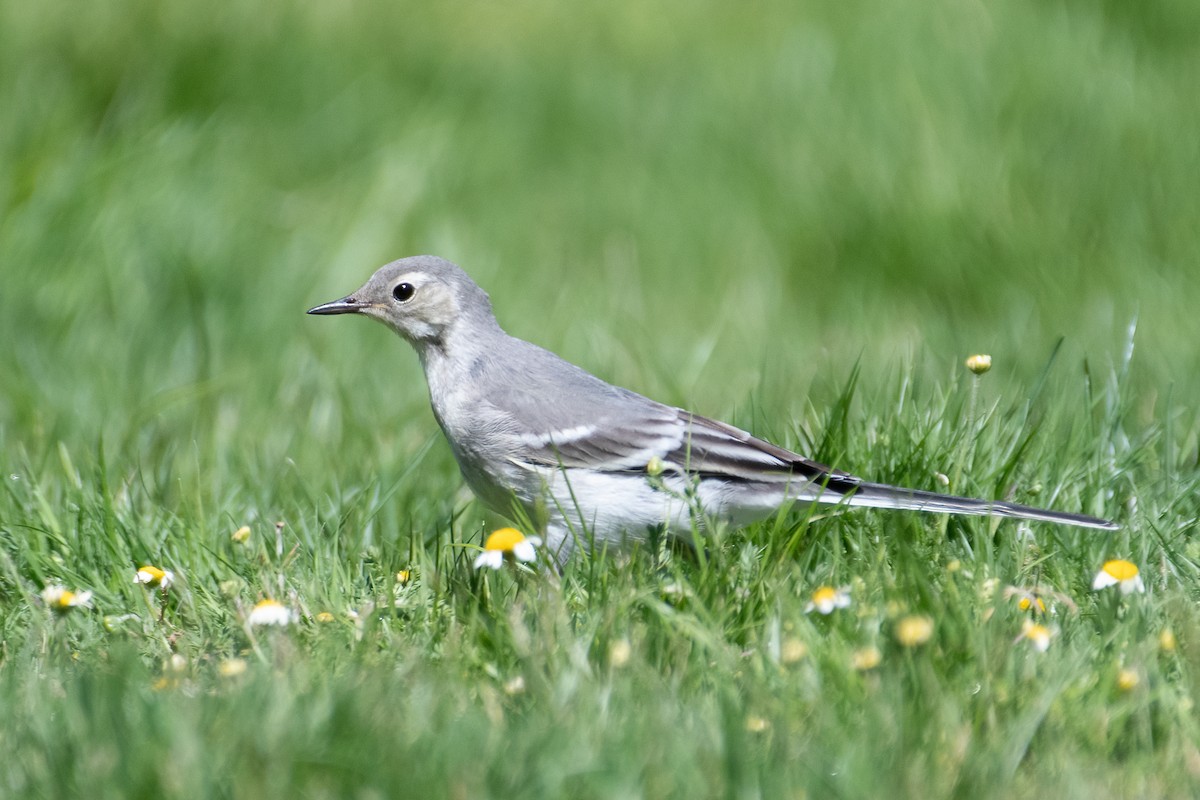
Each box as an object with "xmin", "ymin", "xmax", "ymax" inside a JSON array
[{"xmin": 2, "ymin": 0, "xmax": 1200, "ymax": 797}]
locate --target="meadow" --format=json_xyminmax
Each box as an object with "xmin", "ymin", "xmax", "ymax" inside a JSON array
[{"xmin": 2, "ymin": 1, "xmax": 1199, "ymax": 797}]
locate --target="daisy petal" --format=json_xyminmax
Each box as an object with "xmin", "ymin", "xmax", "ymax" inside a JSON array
[
  {"xmin": 473, "ymin": 550, "xmax": 504, "ymax": 570},
  {"xmin": 512, "ymin": 540, "xmax": 537, "ymax": 563}
]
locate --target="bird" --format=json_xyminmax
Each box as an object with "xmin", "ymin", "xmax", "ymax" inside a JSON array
[{"xmin": 308, "ymin": 255, "xmax": 1117, "ymax": 561}]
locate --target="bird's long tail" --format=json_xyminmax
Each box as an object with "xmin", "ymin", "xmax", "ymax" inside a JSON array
[{"xmin": 831, "ymin": 481, "xmax": 1118, "ymax": 530}]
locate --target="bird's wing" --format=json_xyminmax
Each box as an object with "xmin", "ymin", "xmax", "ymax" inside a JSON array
[
  {"xmin": 519, "ymin": 405, "xmax": 858, "ymax": 493},
  {"xmin": 485, "ymin": 346, "xmax": 859, "ymax": 493},
  {"xmin": 671, "ymin": 412, "xmax": 862, "ymax": 492}
]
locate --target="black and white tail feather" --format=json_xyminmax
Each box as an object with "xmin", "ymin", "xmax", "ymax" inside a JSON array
[{"xmin": 823, "ymin": 480, "xmax": 1116, "ymax": 530}]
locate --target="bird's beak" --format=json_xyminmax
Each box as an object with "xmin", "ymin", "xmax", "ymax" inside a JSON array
[{"xmin": 307, "ymin": 296, "xmax": 365, "ymax": 315}]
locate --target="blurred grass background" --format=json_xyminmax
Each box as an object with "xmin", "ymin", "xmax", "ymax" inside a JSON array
[{"xmin": 2, "ymin": 0, "xmax": 1199, "ymax": 797}]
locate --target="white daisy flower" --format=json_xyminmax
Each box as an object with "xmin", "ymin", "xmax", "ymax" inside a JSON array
[
  {"xmin": 851, "ymin": 646, "xmax": 882, "ymax": 671},
  {"xmin": 473, "ymin": 527, "xmax": 542, "ymax": 570},
  {"xmin": 41, "ymin": 585, "xmax": 92, "ymax": 614},
  {"xmin": 895, "ymin": 615, "xmax": 935, "ymax": 647},
  {"xmin": 248, "ymin": 599, "xmax": 294, "ymax": 627},
  {"xmin": 1092, "ymin": 559, "xmax": 1144, "ymax": 595},
  {"xmin": 804, "ymin": 586, "xmax": 851, "ymax": 615},
  {"xmin": 1018, "ymin": 620, "xmax": 1054, "ymax": 652},
  {"xmin": 134, "ymin": 565, "xmax": 175, "ymax": 590}
]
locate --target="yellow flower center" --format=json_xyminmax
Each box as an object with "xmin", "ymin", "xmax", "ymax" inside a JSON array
[
  {"xmin": 1025, "ymin": 623, "xmax": 1050, "ymax": 640},
  {"xmin": 483, "ymin": 527, "xmax": 526, "ymax": 552},
  {"xmin": 138, "ymin": 566, "xmax": 166, "ymax": 584},
  {"xmin": 56, "ymin": 590, "xmax": 76, "ymax": 608},
  {"xmin": 1116, "ymin": 668, "xmax": 1140, "ymax": 692},
  {"xmin": 852, "ymin": 646, "xmax": 882, "ymax": 671},
  {"xmin": 781, "ymin": 638, "xmax": 808, "ymax": 664},
  {"xmin": 811, "ymin": 585, "xmax": 840, "ymax": 604},
  {"xmin": 1103, "ymin": 559, "xmax": 1139, "ymax": 581},
  {"xmin": 812, "ymin": 587, "xmax": 838, "ymax": 604},
  {"xmin": 965, "ymin": 354, "xmax": 993, "ymax": 374},
  {"xmin": 218, "ymin": 659, "xmax": 248, "ymax": 678},
  {"xmin": 895, "ymin": 615, "xmax": 934, "ymax": 647},
  {"xmin": 1017, "ymin": 595, "xmax": 1046, "ymax": 613}
]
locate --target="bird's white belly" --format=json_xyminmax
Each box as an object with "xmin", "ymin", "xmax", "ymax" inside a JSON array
[{"xmin": 524, "ymin": 467, "xmax": 784, "ymax": 558}]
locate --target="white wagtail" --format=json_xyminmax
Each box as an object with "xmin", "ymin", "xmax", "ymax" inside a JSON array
[{"xmin": 309, "ymin": 255, "xmax": 1116, "ymax": 559}]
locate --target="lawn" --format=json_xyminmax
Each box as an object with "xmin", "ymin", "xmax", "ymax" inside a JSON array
[{"xmin": 2, "ymin": 1, "xmax": 1199, "ymax": 797}]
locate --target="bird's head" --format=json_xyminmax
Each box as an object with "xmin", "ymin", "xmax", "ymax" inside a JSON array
[{"xmin": 308, "ymin": 255, "xmax": 498, "ymax": 348}]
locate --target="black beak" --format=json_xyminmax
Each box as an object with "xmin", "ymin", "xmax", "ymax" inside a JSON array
[{"xmin": 307, "ymin": 297, "xmax": 365, "ymax": 315}]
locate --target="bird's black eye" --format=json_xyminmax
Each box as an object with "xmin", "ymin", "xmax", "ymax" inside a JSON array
[{"xmin": 393, "ymin": 282, "xmax": 415, "ymax": 302}]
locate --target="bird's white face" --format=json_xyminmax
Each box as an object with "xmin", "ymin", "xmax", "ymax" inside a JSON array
[
  {"xmin": 310, "ymin": 266, "xmax": 461, "ymax": 345},
  {"xmin": 357, "ymin": 268, "xmax": 461, "ymax": 343}
]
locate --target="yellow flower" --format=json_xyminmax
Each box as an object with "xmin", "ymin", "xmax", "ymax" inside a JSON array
[
  {"xmin": 218, "ymin": 658, "xmax": 248, "ymax": 678},
  {"xmin": 248, "ymin": 599, "xmax": 293, "ymax": 627},
  {"xmin": 1017, "ymin": 595, "xmax": 1045, "ymax": 613},
  {"xmin": 1159, "ymin": 629, "xmax": 1177, "ymax": 653},
  {"xmin": 781, "ymin": 638, "xmax": 808, "ymax": 665},
  {"xmin": 852, "ymin": 646, "xmax": 882, "ymax": 671},
  {"xmin": 134, "ymin": 565, "xmax": 174, "ymax": 590},
  {"xmin": 1019, "ymin": 620, "xmax": 1053, "ymax": 652},
  {"xmin": 608, "ymin": 639, "xmax": 633, "ymax": 668},
  {"xmin": 41, "ymin": 585, "xmax": 92, "ymax": 614},
  {"xmin": 396, "ymin": 570, "xmax": 413, "ymax": 585},
  {"xmin": 1116, "ymin": 668, "xmax": 1140, "ymax": 692},
  {"xmin": 315, "ymin": 611, "xmax": 336, "ymax": 624},
  {"xmin": 1092, "ymin": 559, "xmax": 1144, "ymax": 594},
  {"xmin": 744, "ymin": 715, "xmax": 770, "ymax": 733},
  {"xmin": 1004, "ymin": 586, "xmax": 1047, "ymax": 614},
  {"xmin": 473, "ymin": 527, "xmax": 542, "ymax": 570},
  {"xmin": 895, "ymin": 615, "xmax": 934, "ymax": 647},
  {"xmin": 965, "ymin": 354, "xmax": 992, "ymax": 375},
  {"xmin": 805, "ymin": 586, "xmax": 851, "ymax": 615},
  {"xmin": 231, "ymin": 525, "xmax": 251, "ymax": 544}
]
